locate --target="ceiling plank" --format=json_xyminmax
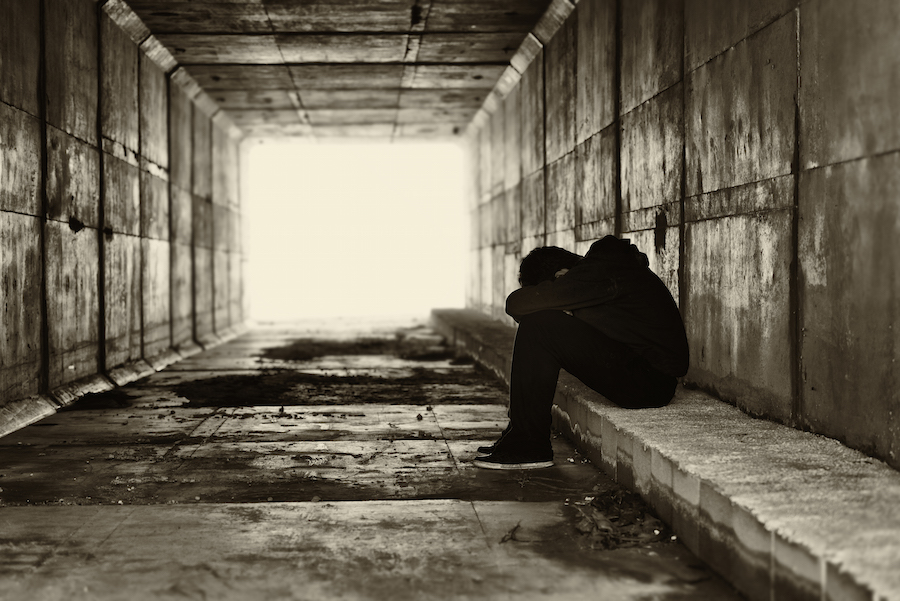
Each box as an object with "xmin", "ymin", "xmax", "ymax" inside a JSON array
[{"xmin": 277, "ymin": 34, "xmax": 408, "ymax": 63}]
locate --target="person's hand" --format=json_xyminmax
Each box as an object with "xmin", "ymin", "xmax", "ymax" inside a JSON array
[{"xmin": 554, "ymin": 268, "xmax": 569, "ymax": 279}]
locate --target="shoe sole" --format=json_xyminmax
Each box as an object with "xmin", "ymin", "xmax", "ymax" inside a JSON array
[{"xmin": 473, "ymin": 458, "xmax": 554, "ymax": 470}]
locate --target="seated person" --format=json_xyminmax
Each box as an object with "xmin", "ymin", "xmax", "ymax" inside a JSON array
[{"xmin": 475, "ymin": 235, "xmax": 689, "ymax": 470}]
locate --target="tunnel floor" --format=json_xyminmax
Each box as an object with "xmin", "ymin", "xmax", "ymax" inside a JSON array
[{"xmin": 0, "ymin": 318, "xmax": 742, "ymax": 600}]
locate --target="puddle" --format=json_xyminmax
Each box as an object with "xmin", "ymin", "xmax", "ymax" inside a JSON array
[{"xmin": 259, "ymin": 336, "xmax": 465, "ymax": 364}]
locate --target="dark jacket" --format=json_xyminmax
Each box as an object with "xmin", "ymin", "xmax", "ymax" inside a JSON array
[{"xmin": 506, "ymin": 236, "xmax": 689, "ymax": 377}]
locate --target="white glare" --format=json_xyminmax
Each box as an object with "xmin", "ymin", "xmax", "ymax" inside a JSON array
[{"xmin": 245, "ymin": 140, "xmax": 467, "ymax": 323}]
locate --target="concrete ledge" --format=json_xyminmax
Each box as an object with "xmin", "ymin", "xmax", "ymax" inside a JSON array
[
  {"xmin": 107, "ymin": 359, "xmax": 156, "ymax": 387},
  {"xmin": 431, "ymin": 308, "xmax": 900, "ymax": 601},
  {"xmin": 50, "ymin": 374, "xmax": 116, "ymax": 407},
  {"xmin": 0, "ymin": 395, "xmax": 59, "ymax": 439},
  {"xmin": 0, "ymin": 323, "xmax": 250, "ymax": 440}
]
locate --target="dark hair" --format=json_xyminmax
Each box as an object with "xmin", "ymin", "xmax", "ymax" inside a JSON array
[{"xmin": 518, "ymin": 246, "xmax": 582, "ymax": 287}]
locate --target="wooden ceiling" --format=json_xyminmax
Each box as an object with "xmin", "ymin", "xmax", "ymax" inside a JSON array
[{"xmin": 123, "ymin": 0, "xmax": 560, "ymax": 139}]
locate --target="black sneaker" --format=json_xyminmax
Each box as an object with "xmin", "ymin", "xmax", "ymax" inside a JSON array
[
  {"xmin": 476, "ymin": 442, "xmax": 498, "ymax": 454},
  {"xmin": 473, "ymin": 449, "xmax": 553, "ymax": 470},
  {"xmin": 476, "ymin": 424, "xmax": 512, "ymax": 455}
]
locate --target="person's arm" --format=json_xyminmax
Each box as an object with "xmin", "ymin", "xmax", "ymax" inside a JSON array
[{"xmin": 505, "ymin": 270, "xmax": 617, "ymax": 320}]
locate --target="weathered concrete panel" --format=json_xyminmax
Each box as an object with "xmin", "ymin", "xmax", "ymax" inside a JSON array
[
  {"xmin": 0, "ymin": 211, "xmax": 42, "ymax": 400},
  {"xmin": 214, "ymin": 249, "xmax": 230, "ymax": 333},
  {"xmin": 685, "ymin": 176, "xmax": 793, "ymax": 223},
  {"xmin": 213, "ymin": 205, "xmax": 231, "ymax": 252},
  {"xmin": 0, "ymin": 103, "xmax": 41, "ymax": 215},
  {"xmin": 685, "ymin": 0, "xmax": 797, "ymax": 72},
  {"xmin": 288, "ymin": 64, "xmax": 403, "ymax": 90},
  {"xmin": 278, "ymin": 34, "xmax": 406, "ymax": 63},
  {"xmin": 426, "ymin": 1, "xmax": 549, "ymax": 33},
  {"xmin": 104, "ymin": 233, "xmax": 142, "ymax": 369},
  {"xmin": 193, "ymin": 196, "xmax": 214, "ymax": 250},
  {"xmin": 477, "ymin": 202, "xmax": 492, "ymax": 248},
  {"xmin": 212, "ymin": 90, "xmax": 298, "ymax": 111},
  {"xmin": 229, "ymin": 252, "xmax": 243, "ymax": 328},
  {"xmin": 228, "ymin": 208, "xmax": 242, "ymax": 254},
  {"xmin": 411, "ymin": 66, "xmax": 505, "ymax": 90},
  {"xmin": 684, "ymin": 211, "xmax": 793, "ymax": 421},
  {"xmin": 142, "ymin": 238, "xmax": 170, "ymax": 359},
  {"xmin": 231, "ymin": 109, "xmax": 304, "ymax": 127},
  {"xmin": 544, "ymin": 15, "xmax": 576, "ymax": 164},
  {"xmin": 489, "ymin": 194, "xmax": 506, "ymax": 247},
  {"xmin": 575, "ymin": 0, "xmax": 616, "ymax": 144},
  {"xmin": 103, "ymin": 155, "xmax": 141, "ymax": 236},
  {"xmin": 211, "ymin": 127, "xmax": 240, "ymax": 209},
  {"xmin": 212, "ymin": 126, "xmax": 229, "ymax": 208},
  {"xmin": 171, "ymin": 242, "xmax": 193, "ymax": 350},
  {"xmin": 626, "ymin": 227, "xmax": 681, "ymax": 305},
  {"xmin": 194, "ymin": 247, "xmax": 215, "ymax": 342},
  {"xmin": 491, "ymin": 245, "xmax": 506, "ymax": 320},
  {"xmin": 141, "ymin": 171, "xmax": 169, "ymax": 241},
  {"xmin": 264, "ymin": 1, "xmax": 414, "ymax": 32},
  {"xmin": 477, "ymin": 126, "xmax": 492, "ymax": 204},
  {"xmin": 575, "ymin": 127, "xmax": 616, "ymax": 240},
  {"xmin": 503, "ymin": 83, "xmax": 522, "ymax": 191},
  {"xmin": 546, "ymin": 154, "xmax": 576, "ymax": 234},
  {"xmin": 399, "ymin": 89, "xmax": 487, "ymax": 110},
  {"xmin": 417, "ymin": 32, "xmax": 527, "ymax": 64},
  {"xmin": 100, "ymin": 12, "xmax": 139, "ymax": 157},
  {"xmin": 0, "ymin": 0, "xmax": 40, "ymax": 114},
  {"xmin": 621, "ymin": 0, "xmax": 684, "ymax": 114},
  {"xmin": 140, "ymin": 53, "xmax": 168, "ymax": 171},
  {"xmin": 45, "ymin": 0, "xmax": 98, "ymax": 144},
  {"xmin": 489, "ymin": 106, "xmax": 505, "ymax": 198},
  {"xmin": 46, "ymin": 221, "xmax": 99, "ymax": 389},
  {"xmin": 521, "ymin": 50, "xmax": 545, "ymax": 176},
  {"xmin": 799, "ymin": 154, "xmax": 900, "ymax": 467},
  {"xmin": 685, "ymin": 13, "xmax": 796, "ymax": 196},
  {"xmin": 127, "ymin": 3, "xmax": 272, "ymax": 34},
  {"xmin": 156, "ymin": 34, "xmax": 281, "ymax": 64},
  {"xmin": 170, "ymin": 187, "xmax": 193, "ymax": 245},
  {"xmin": 503, "ymin": 186, "xmax": 522, "ymax": 251},
  {"xmin": 192, "ymin": 109, "xmax": 213, "ymax": 200},
  {"xmin": 480, "ymin": 246, "xmax": 493, "ymax": 313},
  {"xmin": 396, "ymin": 108, "xmax": 473, "ymax": 125},
  {"xmin": 800, "ymin": 0, "xmax": 900, "ymax": 168},
  {"xmin": 168, "ymin": 86, "xmax": 193, "ymax": 193},
  {"xmin": 521, "ymin": 171, "xmax": 545, "ymax": 240},
  {"xmin": 621, "ymin": 83, "xmax": 684, "ymax": 213},
  {"xmin": 46, "ymin": 126, "xmax": 101, "ymax": 228}
]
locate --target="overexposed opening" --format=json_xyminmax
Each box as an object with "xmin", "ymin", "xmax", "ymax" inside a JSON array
[{"xmin": 245, "ymin": 140, "xmax": 467, "ymax": 323}]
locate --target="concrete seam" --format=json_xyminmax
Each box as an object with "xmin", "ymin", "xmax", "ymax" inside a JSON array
[
  {"xmin": 166, "ymin": 77, "xmax": 175, "ymax": 350},
  {"xmin": 541, "ymin": 42, "xmax": 548, "ymax": 246},
  {"xmin": 678, "ymin": 0, "xmax": 687, "ymax": 313},
  {"xmin": 189, "ymin": 105, "xmax": 198, "ymax": 346},
  {"xmin": 137, "ymin": 44, "xmax": 146, "ymax": 362},
  {"xmin": 209, "ymin": 121, "xmax": 216, "ymax": 337},
  {"xmin": 97, "ymin": 3, "xmax": 108, "ymax": 376},
  {"xmin": 38, "ymin": 0, "xmax": 50, "ymax": 395},
  {"xmin": 789, "ymin": 7, "xmax": 802, "ymax": 427},
  {"xmin": 613, "ymin": 0, "xmax": 622, "ymax": 237}
]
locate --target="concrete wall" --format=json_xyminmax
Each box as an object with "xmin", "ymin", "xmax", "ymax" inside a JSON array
[
  {"xmin": 0, "ymin": 0, "xmax": 244, "ymax": 409},
  {"xmin": 464, "ymin": 0, "xmax": 900, "ymax": 470}
]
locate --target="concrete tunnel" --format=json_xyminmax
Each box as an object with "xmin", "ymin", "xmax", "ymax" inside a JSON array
[{"xmin": 1, "ymin": 0, "xmax": 900, "ymax": 599}]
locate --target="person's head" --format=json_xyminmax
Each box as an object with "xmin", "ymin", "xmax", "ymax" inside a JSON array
[{"xmin": 518, "ymin": 246, "xmax": 582, "ymax": 287}]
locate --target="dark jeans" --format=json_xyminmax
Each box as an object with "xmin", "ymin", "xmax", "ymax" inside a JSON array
[{"xmin": 506, "ymin": 310, "xmax": 677, "ymax": 449}]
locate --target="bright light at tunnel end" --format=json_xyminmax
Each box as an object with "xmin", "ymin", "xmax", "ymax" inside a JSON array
[{"xmin": 245, "ymin": 139, "xmax": 468, "ymax": 324}]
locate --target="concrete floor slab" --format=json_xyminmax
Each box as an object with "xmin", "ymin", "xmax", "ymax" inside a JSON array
[
  {"xmin": 0, "ymin": 319, "xmax": 742, "ymax": 600},
  {"xmin": 0, "ymin": 501, "xmax": 729, "ymax": 601}
]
